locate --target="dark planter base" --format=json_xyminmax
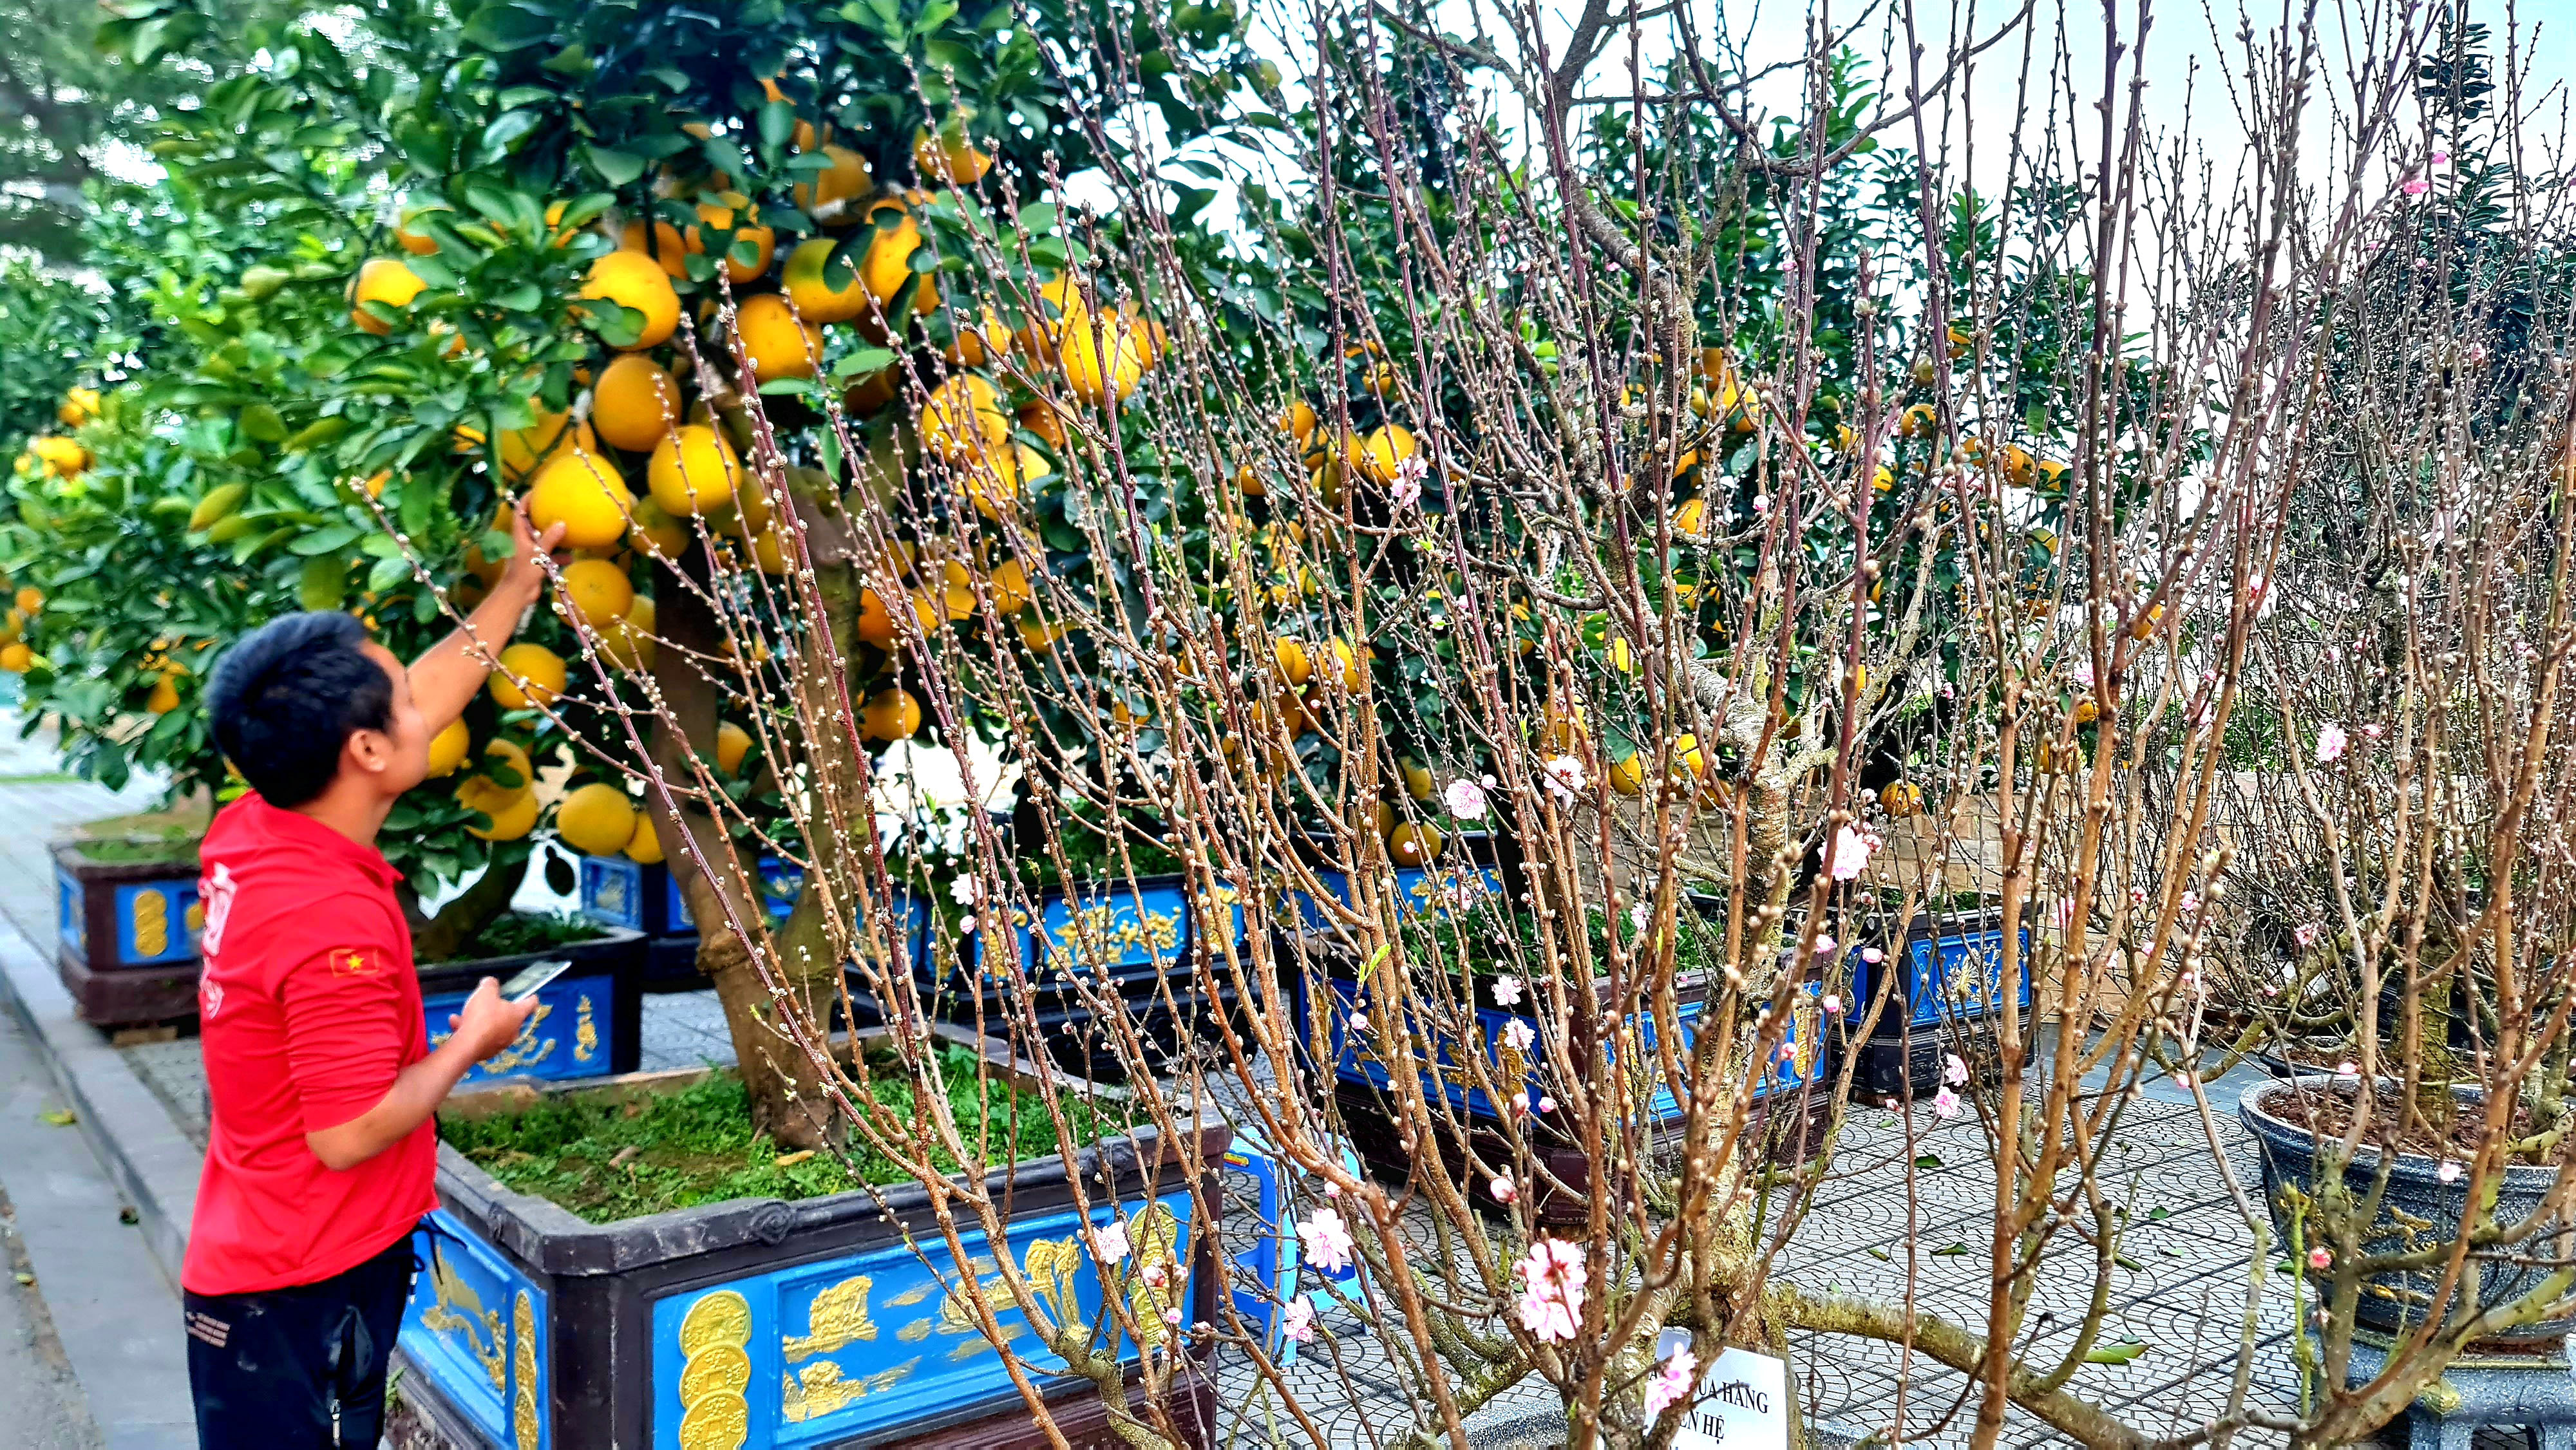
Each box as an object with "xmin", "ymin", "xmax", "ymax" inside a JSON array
[
  {"xmin": 397, "ymin": 1338, "xmax": 1215, "ymax": 1450},
  {"xmin": 57, "ymin": 948, "xmax": 200, "ymax": 1026},
  {"xmin": 1846, "ymin": 1012, "xmax": 2006, "ymax": 1100},
  {"xmin": 639, "ymin": 934, "xmax": 703, "ymax": 994},
  {"xmin": 1334, "ymin": 1084, "xmax": 1832, "ymax": 1224}
]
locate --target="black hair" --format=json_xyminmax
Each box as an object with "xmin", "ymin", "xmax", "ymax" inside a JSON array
[{"xmin": 207, "ymin": 612, "xmax": 395, "ymax": 807}]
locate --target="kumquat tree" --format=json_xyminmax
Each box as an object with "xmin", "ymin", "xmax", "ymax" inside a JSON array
[{"xmin": 12, "ymin": 0, "xmax": 2576, "ymax": 1444}]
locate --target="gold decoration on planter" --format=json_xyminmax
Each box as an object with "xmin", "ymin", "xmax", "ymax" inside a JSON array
[
  {"xmin": 782, "ymin": 1275, "xmax": 876, "ymax": 1362},
  {"xmin": 780, "ymin": 1356, "xmax": 921, "ymax": 1422},
  {"xmin": 511, "ymin": 1291, "xmax": 540, "ymax": 1450},
  {"xmin": 420, "ymin": 1242, "xmax": 506, "ymax": 1389},
  {"xmin": 674, "ymin": 1290, "xmax": 753, "ymax": 1450},
  {"xmin": 574, "ymin": 994, "xmax": 598, "ymax": 1063}
]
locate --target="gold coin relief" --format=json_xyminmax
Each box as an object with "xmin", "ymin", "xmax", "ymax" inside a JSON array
[
  {"xmin": 677, "ymin": 1392, "xmax": 750, "ymax": 1450},
  {"xmin": 679, "ymin": 1342, "xmax": 753, "ymax": 1406},
  {"xmin": 678, "ymin": 1290, "xmax": 753, "ymax": 1355}
]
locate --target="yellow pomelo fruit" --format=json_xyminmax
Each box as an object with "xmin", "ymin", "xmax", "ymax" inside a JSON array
[
  {"xmin": 492, "ymin": 409, "xmax": 595, "ymax": 482},
  {"xmin": 1388, "ymin": 820, "xmax": 1444, "ymax": 867},
  {"xmin": 1273, "ymin": 637, "xmax": 1311, "ymax": 686},
  {"xmin": 0, "ymin": 642, "xmax": 30, "ymax": 673},
  {"xmin": 1326, "ymin": 637, "xmax": 1367, "ymax": 692},
  {"xmin": 1607, "ymin": 753, "xmax": 1643, "ymax": 796},
  {"xmin": 749, "ymin": 527, "xmax": 790, "ymax": 574},
  {"xmin": 146, "ymin": 672, "xmax": 182, "ymax": 714},
  {"xmin": 463, "ymin": 787, "xmax": 540, "ymax": 842},
  {"xmin": 350, "ymin": 258, "xmax": 426, "ymax": 335},
  {"xmin": 714, "ymin": 721, "xmax": 752, "ymax": 774},
  {"xmin": 793, "ymin": 144, "xmax": 873, "ymax": 221},
  {"xmin": 858, "ymin": 203, "xmax": 936, "ymax": 312},
  {"xmin": 1059, "ymin": 316, "xmax": 1147, "ymax": 407},
  {"xmin": 619, "ymin": 218, "xmax": 695, "ymax": 278},
  {"xmin": 488, "ymin": 642, "xmax": 567, "ymax": 711},
  {"xmin": 578, "ymin": 251, "xmax": 681, "ymax": 351},
  {"xmin": 734, "ymin": 293, "xmax": 820, "ymax": 382},
  {"xmin": 393, "ymin": 207, "xmax": 442, "ymax": 255},
  {"xmin": 943, "ymin": 305, "xmax": 1013, "ymax": 367},
  {"xmin": 1400, "ymin": 759, "xmax": 1435, "ymax": 802},
  {"xmin": 1881, "ymin": 780, "xmax": 1924, "ymax": 817},
  {"xmin": 856, "ymin": 588, "xmax": 897, "ymax": 649},
  {"xmin": 781, "ymin": 238, "xmax": 873, "ymax": 325},
  {"xmin": 922, "ymin": 375, "xmax": 1009, "ymax": 465},
  {"xmin": 1018, "ymin": 398, "xmax": 1072, "ymax": 450},
  {"xmin": 57, "ymin": 388, "xmax": 99, "ymax": 427},
  {"xmin": 1278, "ymin": 399, "xmax": 1317, "ymax": 442},
  {"xmin": 592, "ymin": 355, "xmax": 678, "ymax": 453},
  {"xmin": 688, "ymin": 196, "xmax": 775, "ymax": 285},
  {"xmin": 989, "ymin": 558, "xmax": 1032, "ymax": 616},
  {"xmin": 526, "ymin": 451, "xmax": 635, "ymax": 552},
  {"xmin": 1017, "ymin": 274, "xmax": 1088, "ymax": 362},
  {"xmin": 627, "ymin": 496, "xmax": 690, "ymax": 560},
  {"xmin": 623, "ymin": 810, "xmax": 665, "ymax": 863},
  {"xmin": 598, "ymin": 596, "xmax": 658, "ymax": 671},
  {"xmin": 559, "ymin": 557, "xmax": 635, "ymax": 628},
  {"xmin": 913, "ymin": 125, "xmax": 993, "ymax": 185},
  {"xmin": 647, "ymin": 425, "xmax": 743, "ymax": 517},
  {"xmin": 474, "ymin": 737, "xmax": 534, "ymax": 793},
  {"xmin": 1358, "ymin": 424, "xmax": 1419, "ymax": 485},
  {"xmin": 862, "ymin": 688, "xmax": 923, "ymax": 741},
  {"xmin": 556, "ymin": 782, "xmax": 639, "ymax": 857},
  {"xmin": 28, "ymin": 436, "xmax": 88, "ymax": 476},
  {"xmin": 1671, "ymin": 733, "xmax": 1707, "ymax": 778},
  {"xmin": 424, "ymin": 719, "xmax": 471, "ymax": 778}
]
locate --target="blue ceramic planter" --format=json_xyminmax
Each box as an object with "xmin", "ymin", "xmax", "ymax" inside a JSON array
[{"xmin": 398, "ymin": 1118, "xmax": 1238, "ymax": 1449}]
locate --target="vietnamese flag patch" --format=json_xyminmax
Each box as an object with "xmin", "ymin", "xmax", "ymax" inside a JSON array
[{"xmin": 327, "ymin": 947, "xmax": 378, "ymax": 977}]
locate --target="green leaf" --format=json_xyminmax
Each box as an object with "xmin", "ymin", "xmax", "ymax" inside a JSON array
[
  {"xmin": 2085, "ymin": 1339, "xmax": 2149, "ymax": 1365},
  {"xmin": 1914, "ymin": 1154, "xmax": 1943, "ymax": 1169},
  {"xmin": 238, "ymin": 403, "xmax": 287, "ymax": 443},
  {"xmin": 757, "ymin": 100, "xmax": 797, "ymax": 151},
  {"xmin": 283, "ymin": 417, "xmax": 350, "ymax": 453},
  {"xmin": 586, "ymin": 146, "xmax": 645, "ymax": 187},
  {"xmin": 289, "ymin": 524, "xmax": 364, "ymax": 557},
  {"xmin": 828, "ymin": 347, "xmax": 896, "ymax": 382},
  {"xmin": 1016, "ymin": 202, "xmax": 1059, "ymax": 234},
  {"xmin": 462, "ymin": 3, "xmax": 556, "ymax": 51},
  {"xmin": 1931, "ymin": 1241, "xmax": 1968, "ymax": 1257}
]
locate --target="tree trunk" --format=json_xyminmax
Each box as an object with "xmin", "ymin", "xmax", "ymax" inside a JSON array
[{"xmin": 647, "ymin": 550, "xmax": 842, "ymax": 1152}]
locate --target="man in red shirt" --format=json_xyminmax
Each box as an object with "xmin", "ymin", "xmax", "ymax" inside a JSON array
[{"xmin": 182, "ymin": 507, "xmax": 566, "ymax": 1449}]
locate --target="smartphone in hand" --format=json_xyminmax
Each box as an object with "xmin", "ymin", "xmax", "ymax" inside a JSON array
[{"xmin": 498, "ymin": 958, "xmax": 573, "ymax": 1003}]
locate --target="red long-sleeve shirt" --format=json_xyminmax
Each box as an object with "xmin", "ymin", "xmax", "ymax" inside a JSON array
[{"xmin": 182, "ymin": 793, "xmax": 437, "ymax": 1295}]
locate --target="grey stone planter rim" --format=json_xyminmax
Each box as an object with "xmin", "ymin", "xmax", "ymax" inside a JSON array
[
  {"xmin": 2237, "ymin": 1074, "xmax": 2558, "ymax": 1187},
  {"xmin": 433, "ymin": 1111, "xmax": 1223, "ymax": 1279}
]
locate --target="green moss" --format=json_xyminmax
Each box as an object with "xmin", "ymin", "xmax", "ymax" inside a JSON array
[
  {"xmin": 440, "ymin": 1049, "xmax": 1126, "ymax": 1224},
  {"xmin": 72, "ymin": 836, "xmax": 198, "ymax": 865},
  {"xmin": 448, "ymin": 911, "xmax": 605, "ymax": 963}
]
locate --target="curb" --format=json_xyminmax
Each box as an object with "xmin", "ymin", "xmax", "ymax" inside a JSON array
[{"xmin": 0, "ymin": 921, "xmax": 198, "ymax": 1288}]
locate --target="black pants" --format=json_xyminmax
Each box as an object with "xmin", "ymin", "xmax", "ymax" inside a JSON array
[{"xmin": 185, "ymin": 1237, "xmax": 416, "ymax": 1450}]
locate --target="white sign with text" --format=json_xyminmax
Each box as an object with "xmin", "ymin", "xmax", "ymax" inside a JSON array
[{"xmin": 1666, "ymin": 1338, "xmax": 1790, "ymax": 1450}]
